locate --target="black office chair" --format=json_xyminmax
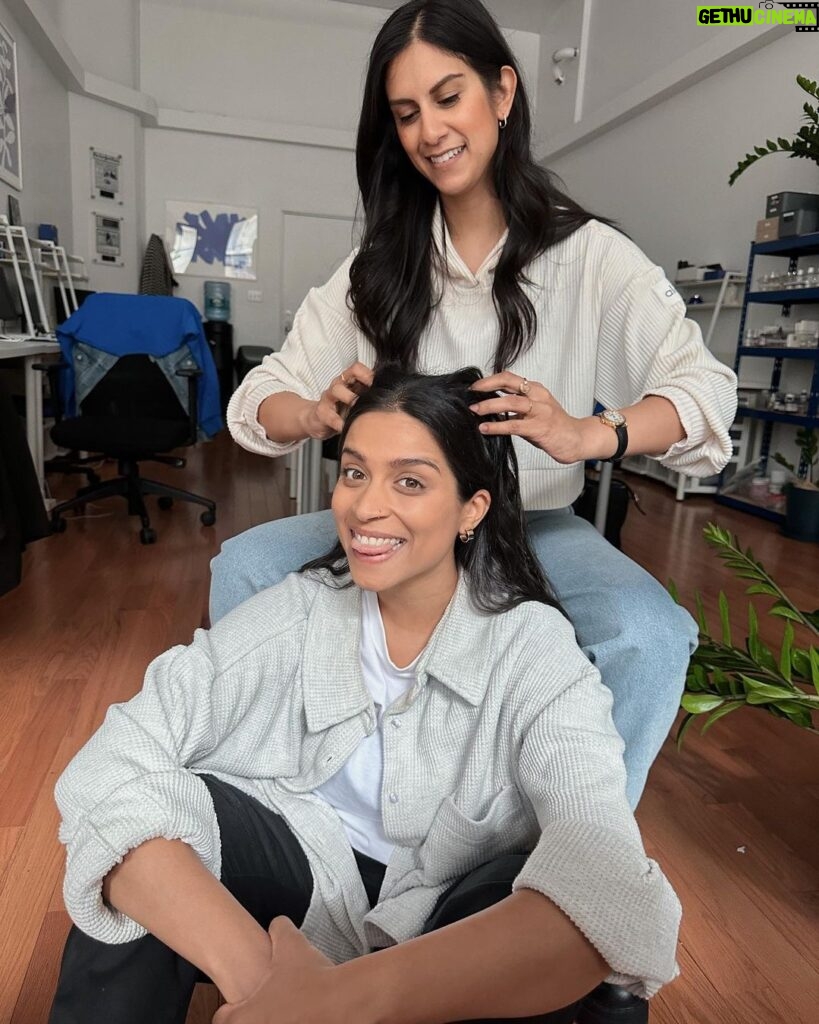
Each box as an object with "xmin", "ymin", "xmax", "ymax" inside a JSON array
[{"xmin": 38, "ymin": 352, "xmax": 216, "ymax": 544}]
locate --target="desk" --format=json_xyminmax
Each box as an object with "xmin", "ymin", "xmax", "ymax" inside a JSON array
[{"xmin": 0, "ymin": 338, "xmax": 60, "ymax": 493}]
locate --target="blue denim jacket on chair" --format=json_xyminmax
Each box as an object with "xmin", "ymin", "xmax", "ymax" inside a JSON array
[{"xmin": 56, "ymin": 294, "xmax": 224, "ymax": 438}]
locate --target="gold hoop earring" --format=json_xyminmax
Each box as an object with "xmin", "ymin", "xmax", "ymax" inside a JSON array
[{"xmin": 459, "ymin": 528, "xmax": 475, "ymax": 544}]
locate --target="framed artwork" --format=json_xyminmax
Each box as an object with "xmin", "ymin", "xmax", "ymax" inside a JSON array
[
  {"xmin": 92, "ymin": 212, "xmax": 124, "ymax": 266},
  {"xmin": 165, "ymin": 200, "xmax": 258, "ymax": 280},
  {"xmin": 0, "ymin": 21, "xmax": 21, "ymax": 191},
  {"xmin": 90, "ymin": 148, "xmax": 123, "ymax": 202}
]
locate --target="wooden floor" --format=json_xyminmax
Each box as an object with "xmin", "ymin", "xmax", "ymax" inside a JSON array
[{"xmin": 1, "ymin": 432, "xmax": 817, "ymax": 1023}]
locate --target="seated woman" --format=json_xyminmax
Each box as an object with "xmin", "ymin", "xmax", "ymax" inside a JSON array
[{"xmin": 49, "ymin": 368, "xmax": 680, "ymax": 1024}]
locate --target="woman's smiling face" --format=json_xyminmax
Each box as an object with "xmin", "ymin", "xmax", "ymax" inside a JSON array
[
  {"xmin": 332, "ymin": 409, "xmax": 488, "ymax": 599},
  {"xmin": 385, "ymin": 39, "xmax": 515, "ymax": 202}
]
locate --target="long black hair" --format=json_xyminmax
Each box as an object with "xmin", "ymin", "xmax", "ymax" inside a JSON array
[
  {"xmin": 301, "ymin": 366, "xmax": 562, "ymax": 616},
  {"xmin": 349, "ymin": 0, "xmax": 610, "ymax": 374}
]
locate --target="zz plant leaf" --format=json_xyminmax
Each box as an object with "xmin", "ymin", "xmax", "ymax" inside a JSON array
[
  {"xmin": 670, "ymin": 524, "xmax": 818, "ymax": 747},
  {"xmin": 729, "ymin": 73, "xmax": 819, "ymax": 185}
]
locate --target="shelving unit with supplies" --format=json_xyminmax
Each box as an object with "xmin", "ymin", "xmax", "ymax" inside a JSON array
[
  {"xmin": 622, "ymin": 269, "xmax": 747, "ymax": 500},
  {"xmin": 715, "ymin": 231, "xmax": 819, "ymax": 524}
]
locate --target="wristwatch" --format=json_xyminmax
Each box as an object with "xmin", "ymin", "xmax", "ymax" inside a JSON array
[{"xmin": 598, "ymin": 409, "xmax": 628, "ymax": 462}]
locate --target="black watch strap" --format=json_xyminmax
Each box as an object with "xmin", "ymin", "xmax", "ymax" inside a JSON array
[{"xmin": 605, "ymin": 423, "xmax": 628, "ymax": 463}]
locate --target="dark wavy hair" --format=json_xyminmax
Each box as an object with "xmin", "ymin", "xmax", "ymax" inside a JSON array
[
  {"xmin": 348, "ymin": 0, "xmax": 610, "ymax": 374},
  {"xmin": 300, "ymin": 366, "xmax": 562, "ymax": 616}
]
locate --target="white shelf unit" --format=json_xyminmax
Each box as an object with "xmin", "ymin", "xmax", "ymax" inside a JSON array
[
  {"xmin": 621, "ymin": 270, "xmax": 746, "ymax": 500},
  {"xmin": 0, "ymin": 215, "xmax": 87, "ymax": 337},
  {"xmin": 675, "ymin": 271, "xmax": 746, "ymax": 349}
]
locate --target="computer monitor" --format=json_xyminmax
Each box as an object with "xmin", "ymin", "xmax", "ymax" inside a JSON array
[
  {"xmin": 0, "ymin": 267, "xmax": 22, "ymax": 326},
  {"xmin": 53, "ymin": 286, "xmax": 95, "ymax": 326}
]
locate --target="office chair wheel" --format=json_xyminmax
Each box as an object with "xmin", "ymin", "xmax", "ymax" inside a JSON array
[
  {"xmin": 200, "ymin": 509, "xmax": 216, "ymax": 527},
  {"xmin": 158, "ymin": 496, "xmax": 174, "ymax": 510},
  {"xmin": 50, "ymin": 515, "xmax": 67, "ymax": 534},
  {"xmin": 140, "ymin": 527, "xmax": 157, "ymax": 545}
]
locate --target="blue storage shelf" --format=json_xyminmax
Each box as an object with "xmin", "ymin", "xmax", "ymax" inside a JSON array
[
  {"xmin": 737, "ymin": 346, "xmax": 819, "ymax": 359},
  {"xmin": 717, "ymin": 231, "xmax": 819, "ymax": 522},
  {"xmin": 745, "ymin": 289, "xmax": 819, "ymax": 305}
]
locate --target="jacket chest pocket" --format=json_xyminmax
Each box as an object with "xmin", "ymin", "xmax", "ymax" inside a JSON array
[{"xmin": 418, "ymin": 785, "xmax": 533, "ymax": 886}]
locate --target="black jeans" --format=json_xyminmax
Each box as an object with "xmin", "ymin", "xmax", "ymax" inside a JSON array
[{"xmin": 49, "ymin": 777, "xmax": 581, "ymax": 1024}]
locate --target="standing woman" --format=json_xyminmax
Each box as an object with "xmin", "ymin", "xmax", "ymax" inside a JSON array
[{"xmin": 220, "ymin": 0, "xmax": 731, "ymax": 918}]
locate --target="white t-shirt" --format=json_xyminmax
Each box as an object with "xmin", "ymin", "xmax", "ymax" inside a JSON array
[{"xmin": 314, "ymin": 589, "xmax": 421, "ymax": 864}]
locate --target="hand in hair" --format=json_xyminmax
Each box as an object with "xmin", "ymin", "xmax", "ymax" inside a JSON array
[
  {"xmin": 469, "ymin": 372, "xmax": 606, "ymax": 465},
  {"xmin": 301, "ymin": 362, "xmax": 374, "ymax": 440}
]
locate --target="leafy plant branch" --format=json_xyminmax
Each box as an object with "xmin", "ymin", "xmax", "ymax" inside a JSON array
[
  {"xmin": 729, "ymin": 74, "xmax": 819, "ymax": 186},
  {"xmin": 669, "ymin": 524, "xmax": 819, "ymax": 748}
]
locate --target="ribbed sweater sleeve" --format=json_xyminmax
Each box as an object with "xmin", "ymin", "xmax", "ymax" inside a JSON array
[
  {"xmin": 55, "ymin": 638, "xmax": 224, "ymax": 943},
  {"xmin": 595, "ymin": 232, "xmax": 737, "ymax": 476},
  {"xmin": 511, "ymin": 634, "xmax": 681, "ymax": 998},
  {"xmin": 54, "ymin": 576, "xmax": 312, "ymax": 944},
  {"xmin": 227, "ymin": 250, "xmax": 365, "ymax": 457}
]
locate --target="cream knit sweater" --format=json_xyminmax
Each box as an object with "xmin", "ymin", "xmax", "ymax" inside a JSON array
[{"xmin": 228, "ymin": 214, "xmax": 737, "ymax": 509}]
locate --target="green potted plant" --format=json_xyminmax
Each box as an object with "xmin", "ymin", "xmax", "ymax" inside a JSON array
[
  {"xmin": 729, "ymin": 74, "xmax": 819, "ymax": 185},
  {"xmin": 670, "ymin": 524, "xmax": 818, "ymax": 747},
  {"xmin": 773, "ymin": 427, "xmax": 819, "ymax": 542}
]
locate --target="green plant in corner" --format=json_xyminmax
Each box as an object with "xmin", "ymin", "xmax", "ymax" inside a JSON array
[
  {"xmin": 773, "ymin": 427, "xmax": 818, "ymax": 488},
  {"xmin": 728, "ymin": 73, "xmax": 819, "ymax": 185},
  {"xmin": 669, "ymin": 523, "xmax": 819, "ymax": 748}
]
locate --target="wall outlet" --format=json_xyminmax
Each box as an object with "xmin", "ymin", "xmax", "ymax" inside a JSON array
[{"xmin": 247, "ymin": 289, "xmax": 263, "ymax": 302}]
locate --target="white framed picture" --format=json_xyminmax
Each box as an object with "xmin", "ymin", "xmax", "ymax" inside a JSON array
[
  {"xmin": 92, "ymin": 213, "xmax": 124, "ymax": 266},
  {"xmin": 0, "ymin": 21, "xmax": 21, "ymax": 191},
  {"xmin": 90, "ymin": 148, "xmax": 123, "ymax": 203},
  {"xmin": 165, "ymin": 200, "xmax": 259, "ymax": 279}
]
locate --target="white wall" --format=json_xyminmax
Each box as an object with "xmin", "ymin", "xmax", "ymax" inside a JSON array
[
  {"xmin": 547, "ymin": 32, "xmax": 819, "ymax": 363},
  {"xmin": 144, "ymin": 128, "xmax": 358, "ymax": 348},
  {"xmin": 52, "ymin": 0, "xmax": 139, "ymax": 89},
  {"xmin": 582, "ymin": 0, "xmax": 735, "ymax": 118},
  {"xmin": 139, "ymin": 0, "xmax": 377, "ymax": 133},
  {"xmin": 0, "ymin": 0, "xmax": 71, "ymax": 248},
  {"xmin": 67, "ymin": 93, "xmax": 142, "ymax": 294}
]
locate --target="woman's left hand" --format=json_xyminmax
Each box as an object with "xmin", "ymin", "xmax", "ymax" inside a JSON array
[
  {"xmin": 212, "ymin": 917, "xmax": 346, "ymax": 1024},
  {"xmin": 469, "ymin": 372, "xmax": 601, "ymax": 465}
]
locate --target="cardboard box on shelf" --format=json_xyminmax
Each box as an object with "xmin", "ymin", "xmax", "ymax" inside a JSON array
[{"xmin": 755, "ymin": 217, "xmax": 779, "ymax": 242}]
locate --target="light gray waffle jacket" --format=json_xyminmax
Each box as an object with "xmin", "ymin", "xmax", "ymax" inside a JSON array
[{"xmin": 55, "ymin": 571, "xmax": 681, "ymax": 998}]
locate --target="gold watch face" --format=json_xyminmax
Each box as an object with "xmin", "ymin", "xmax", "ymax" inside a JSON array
[{"xmin": 600, "ymin": 409, "xmax": 626, "ymax": 428}]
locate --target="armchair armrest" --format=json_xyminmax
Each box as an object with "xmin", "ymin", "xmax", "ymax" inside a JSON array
[
  {"xmin": 33, "ymin": 360, "xmax": 69, "ymax": 422},
  {"xmin": 175, "ymin": 364, "xmax": 202, "ymax": 445}
]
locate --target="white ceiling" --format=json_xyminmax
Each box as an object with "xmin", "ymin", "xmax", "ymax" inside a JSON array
[
  {"xmin": 144, "ymin": 0, "xmax": 570, "ymax": 35},
  {"xmin": 329, "ymin": 0, "xmax": 569, "ymax": 34}
]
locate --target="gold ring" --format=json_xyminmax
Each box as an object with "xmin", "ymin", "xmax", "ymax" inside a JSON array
[
  {"xmin": 518, "ymin": 377, "xmax": 531, "ymax": 396},
  {"xmin": 340, "ymin": 373, "xmax": 349, "ymax": 386},
  {"xmin": 527, "ymin": 399, "xmax": 534, "ymax": 416}
]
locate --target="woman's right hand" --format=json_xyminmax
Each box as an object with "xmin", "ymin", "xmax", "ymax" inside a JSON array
[{"xmin": 300, "ymin": 362, "xmax": 374, "ymax": 440}]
